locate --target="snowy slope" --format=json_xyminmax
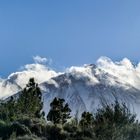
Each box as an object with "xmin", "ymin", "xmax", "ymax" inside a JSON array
[{"xmin": 40, "ymin": 63, "xmax": 140, "ymax": 119}]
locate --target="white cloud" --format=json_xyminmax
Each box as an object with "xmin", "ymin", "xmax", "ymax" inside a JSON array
[
  {"xmin": 0, "ymin": 57, "xmax": 59, "ymax": 98},
  {"xmin": 66, "ymin": 65, "xmax": 99, "ymax": 85},
  {"xmin": 8, "ymin": 63, "xmax": 59, "ymax": 88},
  {"xmin": 33, "ymin": 56, "xmax": 52, "ymax": 64},
  {"xmin": 1, "ymin": 56, "xmax": 140, "ymax": 99},
  {"xmin": 97, "ymin": 56, "xmax": 140, "ymax": 89}
]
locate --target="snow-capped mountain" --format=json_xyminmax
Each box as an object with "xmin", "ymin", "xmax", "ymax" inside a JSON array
[
  {"xmin": 41, "ymin": 63, "xmax": 140, "ymax": 119},
  {"xmin": 0, "ymin": 56, "xmax": 140, "ymax": 119}
]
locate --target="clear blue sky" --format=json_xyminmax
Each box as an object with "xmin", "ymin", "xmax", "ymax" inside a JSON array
[{"xmin": 0, "ymin": 0, "xmax": 140, "ymax": 77}]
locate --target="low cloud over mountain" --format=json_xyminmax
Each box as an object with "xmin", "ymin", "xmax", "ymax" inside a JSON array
[{"xmin": 0, "ymin": 56, "xmax": 140, "ymax": 119}]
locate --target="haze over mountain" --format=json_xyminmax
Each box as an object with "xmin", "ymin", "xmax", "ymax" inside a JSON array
[{"xmin": 0, "ymin": 56, "xmax": 140, "ymax": 119}]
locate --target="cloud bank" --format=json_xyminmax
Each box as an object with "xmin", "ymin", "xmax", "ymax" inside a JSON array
[
  {"xmin": 0, "ymin": 56, "xmax": 59, "ymax": 98},
  {"xmin": 97, "ymin": 56, "xmax": 140, "ymax": 89},
  {"xmin": 0, "ymin": 56, "xmax": 140, "ymax": 99}
]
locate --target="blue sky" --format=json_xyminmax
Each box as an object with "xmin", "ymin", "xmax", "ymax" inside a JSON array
[{"xmin": 0, "ymin": 0, "xmax": 140, "ymax": 77}]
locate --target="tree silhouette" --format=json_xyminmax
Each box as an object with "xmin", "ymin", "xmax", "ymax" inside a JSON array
[
  {"xmin": 17, "ymin": 78, "xmax": 43, "ymax": 118},
  {"xmin": 47, "ymin": 97, "xmax": 71, "ymax": 124},
  {"xmin": 79, "ymin": 111, "xmax": 94, "ymax": 129}
]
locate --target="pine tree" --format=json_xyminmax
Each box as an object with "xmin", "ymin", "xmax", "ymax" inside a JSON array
[
  {"xmin": 17, "ymin": 78, "xmax": 44, "ymax": 118},
  {"xmin": 79, "ymin": 112, "xmax": 94, "ymax": 129},
  {"xmin": 0, "ymin": 96, "xmax": 17, "ymax": 122},
  {"xmin": 94, "ymin": 100, "xmax": 136, "ymax": 126},
  {"xmin": 93, "ymin": 100, "xmax": 137, "ymax": 139},
  {"xmin": 47, "ymin": 97, "xmax": 71, "ymax": 124}
]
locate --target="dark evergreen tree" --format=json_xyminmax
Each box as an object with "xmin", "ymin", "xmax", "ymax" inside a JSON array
[
  {"xmin": 94, "ymin": 100, "xmax": 136, "ymax": 126},
  {"xmin": 79, "ymin": 112, "xmax": 94, "ymax": 129},
  {"xmin": 0, "ymin": 96, "xmax": 17, "ymax": 122},
  {"xmin": 0, "ymin": 78, "xmax": 44, "ymax": 122},
  {"xmin": 47, "ymin": 97, "xmax": 71, "ymax": 124},
  {"xmin": 62, "ymin": 103, "xmax": 71, "ymax": 124},
  {"xmin": 17, "ymin": 78, "xmax": 44, "ymax": 119},
  {"xmin": 93, "ymin": 100, "xmax": 137, "ymax": 139}
]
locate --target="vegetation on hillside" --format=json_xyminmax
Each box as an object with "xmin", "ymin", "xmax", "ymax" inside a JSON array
[{"xmin": 0, "ymin": 78, "xmax": 140, "ymax": 140}]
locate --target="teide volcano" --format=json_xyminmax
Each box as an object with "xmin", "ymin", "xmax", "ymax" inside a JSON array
[
  {"xmin": 0, "ymin": 57, "xmax": 140, "ymax": 119},
  {"xmin": 40, "ymin": 63, "xmax": 140, "ymax": 119}
]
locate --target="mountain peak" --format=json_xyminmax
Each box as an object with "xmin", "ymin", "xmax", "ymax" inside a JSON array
[{"xmin": 1, "ymin": 57, "xmax": 140, "ymax": 119}]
